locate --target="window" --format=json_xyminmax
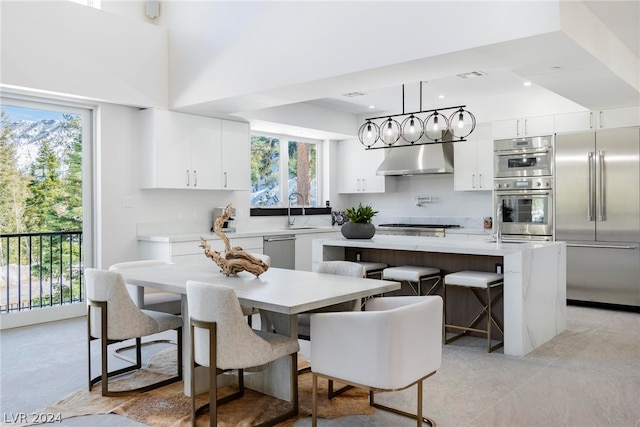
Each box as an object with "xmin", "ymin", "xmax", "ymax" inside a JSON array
[
  {"xmin": 251, "ymin": 133, "xmax": 319, "ymax": 207},
  {"xmin": 1, "ymin": 96, "xmax": 93, "ymax": 319}
]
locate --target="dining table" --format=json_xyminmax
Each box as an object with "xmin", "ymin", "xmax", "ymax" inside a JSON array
[{"xmin": 118, "ymin": 262, "xmax": 401, "ymax": 402}]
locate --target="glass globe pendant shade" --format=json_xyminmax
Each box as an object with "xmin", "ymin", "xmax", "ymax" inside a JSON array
[
  {"xmin": 400, "ymin": 114, "xmax": 424, "ymax": 144},
  {"xmin": 447, "ymin": 108, "xmax": 476, "ymax": 139},
  {"xmin": 357, "ymin": 120, "xmax": 380, "ymax": 148},
  {"xmin": 380, "ymin": 117, "xmax": 401, "ymax": 146},
  {"xmin": 423, "ymin": 111, "xmax": 450, "ymax": 142}
]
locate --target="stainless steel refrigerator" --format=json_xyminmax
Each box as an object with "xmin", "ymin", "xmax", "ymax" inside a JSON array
[{"xmin": 555, "ymin": 127, "xmax": 640, "ymax": 308}]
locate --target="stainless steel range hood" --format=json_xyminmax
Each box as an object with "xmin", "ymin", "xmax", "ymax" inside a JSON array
[{"xmin": 376, "ymin": 141, "xmax": 454, "ymax": 175}]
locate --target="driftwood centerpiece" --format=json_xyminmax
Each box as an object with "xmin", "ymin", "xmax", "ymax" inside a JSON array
[{"xmin": 200, "ymin": 204, "xmax": 269, "ymax": 277}]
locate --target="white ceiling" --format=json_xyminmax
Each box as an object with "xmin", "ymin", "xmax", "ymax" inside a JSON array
[
  {"xmin": 306, "ymin": 1, "xmax": 640, "ymax": 118},
  {"xmin": 163, "ymin": 1, "xmax": 639, "ymax": 140}
]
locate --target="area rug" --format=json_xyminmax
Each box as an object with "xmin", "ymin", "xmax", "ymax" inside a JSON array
[{"xmin": 30, "ymin": 347, "xmax": 374, "ymax": 426}]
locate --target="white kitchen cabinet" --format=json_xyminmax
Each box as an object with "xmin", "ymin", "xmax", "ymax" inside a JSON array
[
  {"xmin": 139, "ymin": 108, "xmax": 221, "ymax": 189},
  {"xmin": 338, "ymin": 138, "xmax": 394, "ymax": 193},
  {"xmin": 139, "ymin": 236, "xmax": 263, "ymax": 265},
  {"xmin": 454, "ymin": 124, "xmax": 493, "ymax": 191},
  {"xmin": 554, "ymin": 111, "xmax": 596, "ymax": 133},
  {"xmin": 220, "ymin": 120, "xmax": 251, "ymax": 190},
  {"xmin": 492, "ymin": 115, "xmax": 555, "ymax": 139},
  {"xmin": 597, "ymin": 106, "xmax": 640, "ymax": 129},
  {"xmin": 555, "ymin": 106, "xmax": 640, "ymax": 133},
  {"xmin": 139, "ymin": 109, "xmax": 250, "ymax": 190}
]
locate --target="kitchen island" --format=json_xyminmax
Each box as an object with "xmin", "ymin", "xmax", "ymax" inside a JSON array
[{"xmin": 313, "ymin": 235, "xmax": 566, "ymax": 356}]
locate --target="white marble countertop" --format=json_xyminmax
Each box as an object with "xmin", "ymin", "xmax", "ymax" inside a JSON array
[
  {"xmin": 319, "ymin": 235, "xmax": 563, "ymax": 256},
  {"xmin": 137, "ymin": 226, "xmax": 341, "ymax": 243}
]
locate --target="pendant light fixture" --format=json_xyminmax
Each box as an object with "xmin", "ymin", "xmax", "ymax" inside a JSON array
[{"xmin": 357, "ymin": 82, "xmax": 476, "ymax": 149}]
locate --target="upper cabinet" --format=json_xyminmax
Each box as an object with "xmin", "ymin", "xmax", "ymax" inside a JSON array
[
  {"xmin": 555, "ymin": 106, "xmax": 640, "ymax": 134},
  {"xmin": 492, "ymin": 115, "xmax": 555, "ymax": 139},
  {"xmin": 220, "ymin": 120, "xmax": 251, "ymax": 190},
  {"xmin": 338, "ymin": 138, "xmax": 394, "ymax": 193},
  {"xmin": 597, "ymin": 106, "xmax": 640, "ymax": 129},
  {"xmin": 139, "ymin": 109, "xmax": 250, "ymax": 190},
  {"xmin": 454, "ymin": 124, "xmax": 493, "ymax": 191}
]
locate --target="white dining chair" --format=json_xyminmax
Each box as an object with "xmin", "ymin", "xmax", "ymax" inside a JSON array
[
  {"xmin": 297, "ymin": 260, "xmax": 365, "ymax": 340},
  {"xmin": 310, "ymin": 295, "xmax": 443, "ymax": 427},
  {"xmin": 186, "ymin": 280, "xmax": 300, "ymax": 427},
  {"xmin": 86, "ymin": 268, "xmax": 183, "ymax": 397},
  {"xmin": 109, "ymin": 260, "xmax": 181, "ymax": 314}
]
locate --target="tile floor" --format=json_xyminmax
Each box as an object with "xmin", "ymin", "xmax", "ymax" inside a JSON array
[{"xmin": 1, "ymin": 305, "xmax": 639, "ymax": 426}]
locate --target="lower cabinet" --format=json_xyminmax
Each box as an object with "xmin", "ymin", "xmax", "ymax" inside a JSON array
[{"xmin": 139, "ymin": 236, "xmax": 264, "ymax": 265}]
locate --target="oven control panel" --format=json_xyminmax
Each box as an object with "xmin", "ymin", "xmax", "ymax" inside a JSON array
[{"xmin": 495, "ymin": 177, "xmax": 552, "ymax": 190}]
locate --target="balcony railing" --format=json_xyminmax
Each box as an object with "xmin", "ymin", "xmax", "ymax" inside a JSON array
[{"xmin": 0, "ymin": 231, "xmax": 84, "ymax": 313}]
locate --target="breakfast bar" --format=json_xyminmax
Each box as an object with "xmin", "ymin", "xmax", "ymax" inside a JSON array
[{"xmin": 313, "ymin": 236, "xmax": 567, "ymax": 356}]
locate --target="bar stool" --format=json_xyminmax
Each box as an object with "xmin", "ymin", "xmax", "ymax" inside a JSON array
[
  {"xmin": 353, "ymin": 261, "xmax": 388, "ymax": 279},
  {"xmin": 444, "ymin": 270, "xmax": 504, "ymax": 353},
  {"xmin": 382, "ymin": 265, "xmax": 441, "ymax": 296}
]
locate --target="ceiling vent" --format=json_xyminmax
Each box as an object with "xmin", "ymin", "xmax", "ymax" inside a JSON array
[
  {"xmin": 456, "ymin": 71, "xmax": 487, "ymax": 79},
  {"xmin": 342, "ymin": 92, "xmax": 366, "ymax": 97}
]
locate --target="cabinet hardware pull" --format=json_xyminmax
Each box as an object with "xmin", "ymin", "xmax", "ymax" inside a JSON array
[
  {"xmin": 479, "ymin": 174, "xmax": 482, "ymax": 188},
  {"xmin": 224, "ymin": 171, "xmax": 228, "ymax": 188},
  {"xmin": 264, "ymin": 237, "xmax": 297, "ymax": 242},
  {"xmin": 472, "ymin": 174, "xmax": 475, "ymax": 188},
  {"xmin": 567, "ymin": 244, "xmax": 638, "ymax": 250},
  {"xmin": 524, "ymin": 118, "xmax": 528, "ymax": 135},
  {"xmin": 186, "ymin": 169, "xmax": 190, "ymax": 186},
  {"xmin": 193, "ymin": 170, "xmax": 197, "ymax": 187}
]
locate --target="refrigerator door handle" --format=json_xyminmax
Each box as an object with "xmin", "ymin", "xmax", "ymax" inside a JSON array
[
  {"xmin": 567, "ymin": 243, "xmax": 638, "ymax": 250},
  {"xmin": 598, "ymin": 150, "xmax": 605, "ymax": 221},
  {"xmin": 588, "ymin": 151, "xmax": 595, "ymax": 221}
]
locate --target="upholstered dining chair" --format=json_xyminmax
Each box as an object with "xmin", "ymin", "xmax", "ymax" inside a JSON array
[
  {"xmin": 242, "ymin": 253, "xmax": 272, "ymax": 327},
  {"xmin": 86, "ymin": 268, "xmax": 183, "ymax": 397},
  {"xmin": 297, "ymin": 260, "xmax": 365, "ymax": 340},
  {"xmin": 310, "ymin": 295, "xmax": 443, "ymax": 427},
  {"xmin": 109, "ymin": 260, "xmax": 181, "ymax": 314},
  {"xmin": 186, "ymin": 280, "xmax": 300, "ymax": 427}
]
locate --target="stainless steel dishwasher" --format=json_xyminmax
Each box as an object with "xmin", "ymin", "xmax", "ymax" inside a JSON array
[{"xmin": 263, "ymin": 235, "xmax": 296, "ymax": 270}]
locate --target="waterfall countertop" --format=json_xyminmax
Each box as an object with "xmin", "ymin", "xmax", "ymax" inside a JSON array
[
  {"xmin": 314, "ymin": 235, "xmax": 563, "ymax": 257},
  {"xmin": 314, "ymin": 235, "xmax": 567, "ymax": 357}
]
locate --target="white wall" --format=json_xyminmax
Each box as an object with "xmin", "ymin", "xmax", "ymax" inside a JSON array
[
  {"xmin": 1, "ymin": 1, "xmax": 168, "ymax": 109},
  {"xmin": 340, "ymin": 175, "xmax": 493, "ymax": 225}
]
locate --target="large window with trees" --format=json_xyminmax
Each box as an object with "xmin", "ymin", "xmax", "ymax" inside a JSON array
[
  {"xmin": 250, "ymin": 133, "xmax": 319, "ymax": 208},
  {"xmin": 1, "ymin": 98, "xmax": 91, "ymax": 315}
]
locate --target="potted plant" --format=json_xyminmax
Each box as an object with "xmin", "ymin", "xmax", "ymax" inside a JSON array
[{"xmin": 341, "ymin": 203, "xmax": 378, "ymax": 239}]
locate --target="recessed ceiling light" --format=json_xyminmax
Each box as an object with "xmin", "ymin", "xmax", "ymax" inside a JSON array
[
  {"xmin": 368, "ymin": 105, "xmax": 375, "ymax": 109},
  {"xmin": 438, "ymin": 94, "xmax": 446, "ymax": 99},
  {"xmin": 523, "ymin": 81, "xmax": 532, "ymax": 87}
]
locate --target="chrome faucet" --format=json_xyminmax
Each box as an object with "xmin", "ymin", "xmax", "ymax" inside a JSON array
[
  {"xmin": 496, "ymin": 204, "xmax": 503, "ymax": 244},
  {"xmin": 288, "ymin": 192, "xmax": 306, "ymax": 226}
]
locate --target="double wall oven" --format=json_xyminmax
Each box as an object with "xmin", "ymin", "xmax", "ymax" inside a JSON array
[{"xmin": 493, "ymin": 135, "xmax": 554, "ymax": 241}]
